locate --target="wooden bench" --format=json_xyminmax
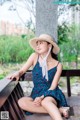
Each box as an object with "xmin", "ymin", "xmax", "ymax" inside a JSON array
[
  {"xmin": 0, "ymin": 81, "xmax": 26, "ymax": 120},
  {"xmin": 20, "ymin": 69, "xmax": 80, "ymax": 120},
  {"xmin": 21, "ymin": 69, "xmax": 80, "ymax": 97},
  {"xmin": 0, "ymin": 69, "xmax": 80, "ymax": 120}
]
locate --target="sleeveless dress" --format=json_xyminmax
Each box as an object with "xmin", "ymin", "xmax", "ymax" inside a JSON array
[{"xmin": 25, "ymin": 60, "xmax": 68, "ymax": 115}]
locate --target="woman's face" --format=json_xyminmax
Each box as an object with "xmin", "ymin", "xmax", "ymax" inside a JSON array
[{"xmin": 36, "ymin": 40, "xmax": 49, "ymax": 54}]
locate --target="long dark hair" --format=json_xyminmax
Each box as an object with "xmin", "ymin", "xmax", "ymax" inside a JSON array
[
  {"xmin": 51, "ymin": 46, "xmax": 58, "ymax": 60},
  {"xmin": 47, "ymin": 42, "xmax": 58, "ymax": 60}
]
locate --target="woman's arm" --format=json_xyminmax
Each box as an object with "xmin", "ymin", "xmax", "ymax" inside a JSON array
[
  {"xmin": 49, "ymin": 63, "xmax": 63, "ymax": 90},
  {"xmin": 8, "ymin": 52, "xmax": 37, "ymax": 80},
  {"xmin": 18, "ymin": 52, "xmax": 37, "ymax": 77}
]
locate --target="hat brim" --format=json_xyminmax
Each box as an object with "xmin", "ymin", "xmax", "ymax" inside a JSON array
[{"xmin": 29, "ymin": 37, "xmax": 60, "ymax": 54}]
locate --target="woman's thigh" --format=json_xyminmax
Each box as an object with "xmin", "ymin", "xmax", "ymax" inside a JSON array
[
  {"xmin": 18, "ymin": 96, "xmax": 48, "ymax": 114},
  {"xmin": 41, "ymin": 96, "xmax": 57, "ymax": 106}
]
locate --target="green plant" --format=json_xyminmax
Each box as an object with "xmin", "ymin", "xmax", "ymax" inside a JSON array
[{"xmin": 0, "ymin": 34, "xmax": 35, "ymax": 64}]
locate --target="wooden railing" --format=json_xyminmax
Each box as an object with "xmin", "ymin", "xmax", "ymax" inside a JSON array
[
  {"xmin": 20, "ymin": 69, "xmax": 80, "ymax": 97},
  {"xmin": 0, "ymin": 81, "xmax": 26, "ymax": 120},
  {"xmin": 61, "ymin": 69, "xmax": 80, "ymax": 97},
  {"xmin": 0, "ymin": 69, "xmax": 80, "ymax": 120}
]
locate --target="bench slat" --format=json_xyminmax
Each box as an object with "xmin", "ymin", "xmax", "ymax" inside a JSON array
[{"xmin": 20, "ymin": 69, "xmax": 80, "ymax": 97}]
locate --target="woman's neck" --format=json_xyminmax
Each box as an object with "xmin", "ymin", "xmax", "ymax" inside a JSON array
[
  {"xmin": 40, "ymin": 53, "xmax": 53, "ymax": 61},
  {"xmin": 47, "ymin": 54, "xmax": 55, "ymax": 62}
]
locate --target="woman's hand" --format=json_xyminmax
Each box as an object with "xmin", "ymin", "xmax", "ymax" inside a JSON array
[
  {"xmin": 33, "ymin": 96, "xmax": 44, "ymax": 106},
  {"xmin": 7, "ymin": 71, "xmax": 20, "ymax": 81}
]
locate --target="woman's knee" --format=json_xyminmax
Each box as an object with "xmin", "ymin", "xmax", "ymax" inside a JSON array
[
  {"xmin": 18, "ymin": 97, "xmax": 32, "ymax": 109},
  {"xmin": 41, "ymin": 97, "xmax": 57, "ymax": 107},
  {"xmin": 18, "ymin": 97, "xmax": 26, "ymax": 109},
  {"xmin": 41, "ymin": 97, "xmax": 51, "ymax": 106}
]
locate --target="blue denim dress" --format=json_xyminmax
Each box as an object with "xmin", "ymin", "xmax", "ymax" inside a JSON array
[{"xmin": 26, "ymin": 60, "xmax": 68, "ymax": 115}]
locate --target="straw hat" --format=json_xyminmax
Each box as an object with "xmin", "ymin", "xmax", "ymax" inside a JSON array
[{"xmin": 29, "ymin": 34, "xmax": 60, "ymax": 54}]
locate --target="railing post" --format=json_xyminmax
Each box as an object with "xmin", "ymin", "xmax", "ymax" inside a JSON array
[{"xmin": 67, "ymin": 76, "xmax": 71, "ymax": 97}]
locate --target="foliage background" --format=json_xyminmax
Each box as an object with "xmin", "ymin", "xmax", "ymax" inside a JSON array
[
  {"xmin": 0, "ymin": 1, "xmax": 80, "ymax": 80},
  {"xmin": 0, "ymin": 34, "xmax": 34, "ymax": 64}
]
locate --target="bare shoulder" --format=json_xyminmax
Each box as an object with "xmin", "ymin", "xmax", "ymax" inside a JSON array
[
  {"xmin": 29, "ymin": 52, "xmax": 38, "ymax": 63},
  {"xmin": 30, "ymin": 52, "xmax": 38, "ymax": 59},
  {"xmin": 57, "ymin": 62, "xmax": 63, "ymax": 71}
]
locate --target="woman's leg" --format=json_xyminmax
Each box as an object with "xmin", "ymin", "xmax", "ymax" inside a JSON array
[
  {"xmin": 18, "ymin": 96, "xmax": 63, "ymax": 120},
  {"xmin": 18, "ymin": 97, "xmax": 48, "ymax": 113},
  {"xmin": 41, "ymin": 97, "xmax": 63, "ymax": 120}
]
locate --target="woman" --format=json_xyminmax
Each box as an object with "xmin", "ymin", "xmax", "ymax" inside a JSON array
[{"xmin": 8, "ymin": 34, "xmax": 69, "ymax": 120}]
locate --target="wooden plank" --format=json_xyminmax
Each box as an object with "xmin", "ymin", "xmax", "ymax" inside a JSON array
[
  {"xmin": 0, "ymin": 78, "xmax": 11, "ymax": 92},
  {"xmin": 0, "ymin": 80, "xmax": 26, "ymax": 120},
  {"xmin": 21, "ymin": 69, "xmax": 80, "ymax": 80},
  {"xmin": 0, "ymin": 81, "xmax": 18, "ymax": 108},
  {"xmin": 61, "ymin": 69, "xmax": 80, "ymax": 76}
]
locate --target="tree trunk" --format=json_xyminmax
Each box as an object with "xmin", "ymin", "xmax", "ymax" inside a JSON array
[{"xmin": 36, "ymin": 0, "xmax": 58, "ymax": 42}]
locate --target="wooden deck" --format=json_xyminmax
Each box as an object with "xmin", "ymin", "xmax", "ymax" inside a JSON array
[
  {"xmin": 67, "ymin": 96, "xmax": 80, "ymax": 120},
  {"xmin": 26, "ymin": 95, "xmax": 80, "ymax": 120}
]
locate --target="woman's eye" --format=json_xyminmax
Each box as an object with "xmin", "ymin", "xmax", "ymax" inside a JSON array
[
  {"xmin": 41, "ymin": 41, "xmax": 43, "ymax": 44},
  {"xmin": 40, "ymin": 42, "xmax": 42, "ymax": 44}
]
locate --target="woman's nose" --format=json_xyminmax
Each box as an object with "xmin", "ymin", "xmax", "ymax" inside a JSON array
[{"xmin": 37, "ymin": 44, "xmax": 40, "ymax": 47}]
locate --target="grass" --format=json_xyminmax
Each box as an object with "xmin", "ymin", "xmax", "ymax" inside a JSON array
[
  {"xmin": 0, "ymin": 63, "xmax": 23, "ymax": 79},
  {"xmin": 0, "ymin": 75, "xmax": 4, "ymax": 80}
]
